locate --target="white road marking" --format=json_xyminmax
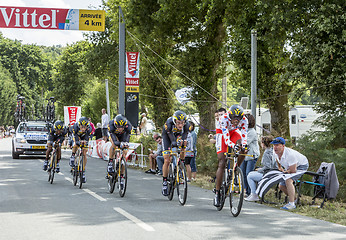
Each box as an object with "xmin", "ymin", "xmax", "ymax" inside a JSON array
[
  {"xmin": 82, "ymin": 188, "xmax": 107, "ymax": 202},
  {"xmin": 63, "ymin": 174, "xmax": 107, "ymax": 202},
  {"xmin": 114, "ymin": 207, "xmax": 155, "ymax": 232}
]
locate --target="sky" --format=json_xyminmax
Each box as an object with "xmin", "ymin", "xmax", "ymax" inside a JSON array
[{"xmin": 0, "ymin": 0, "xmax": 104, "ymax": 46}]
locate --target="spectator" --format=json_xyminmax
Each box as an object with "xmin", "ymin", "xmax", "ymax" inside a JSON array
[
  {"xmin": 88, "ymin": 118, "xmax": 95, "ymax": 137},
  {"xmin": 245, "ymin": 136, "xmax": 277, "ymax": 202},
  {"xmin": 94, "ymin": 123, "xmax": 103, "ymax": 140},
  {"xmin": 272, "ymin": 137, "xmax": 309, "ymax": 210},
  {"xmin": 184, "ymin": 130, "xmax": 195, "ymax": 182},
  {"xmin": 146, "ymin": 133, "xmax": 163, "ymax": 175},
  {"xmin": 189, "ymin": 121, "xmax": 198, "ymax": 180},
  {"xmin": 101, "ymin": 108, "xmax": 110, "ymax": 141},
  {"xmin": 240, "ymin": 114, "xmax": 260, "ymax": 196},
  {"xmin": 139, "ymin": 113, "xmax": 147, "ymax": 135}
]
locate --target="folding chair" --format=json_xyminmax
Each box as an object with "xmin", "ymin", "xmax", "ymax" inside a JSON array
[{"xmin": 296, "ymin": 168, "xmax": 327, "ymax": 208}]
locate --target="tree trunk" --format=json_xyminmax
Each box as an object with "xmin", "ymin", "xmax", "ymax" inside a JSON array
[{"xmin": 267, "ymin": 93, "xmax": 290, "ymax": 138}]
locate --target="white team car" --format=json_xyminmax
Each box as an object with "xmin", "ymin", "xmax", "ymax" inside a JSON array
[{"xmin": 12, "ymin": 121, "xmax": 52, "ymax": 159}]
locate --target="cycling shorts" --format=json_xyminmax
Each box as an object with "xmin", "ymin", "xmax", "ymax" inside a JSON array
[
  {"xmin": 216, "ymin": 129, "xmax": 241, "ymax": 154},
  {"xmin": 47, "ymin": 135, "xmax": 65, "ymax": 145}
]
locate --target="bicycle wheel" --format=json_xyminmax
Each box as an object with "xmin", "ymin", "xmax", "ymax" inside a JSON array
[
  {"xmin": 167, "ymin": 163, "xmax": 175, "ymax": 201},
  {"xmin": 176, "ymin": 161, "xmax": 188, "ymax": 205},
  {"xmin": 50, "ymin": 154, "xmax": 57, "ymax": 184},
  {"xmin": 108, "ymin": 161, "xmax": 116, "ymax": 193},
  {"xmin": 217, "ymin": 184, "xmax": 226, "ymax": 211},
  {"xmin": 78, "ymin": 156, "xmax": 84, "ymax": 189},
  {"xmin": 118, "ymin": 158, "xmax": 127, "ymax": 197},
  {"xmin": 73, "ymin": 156, "xmax": 79, "ymax": 186},
  {"xmin": 229, "ymin": 166, "xmax": 244, "ymax": 217}
]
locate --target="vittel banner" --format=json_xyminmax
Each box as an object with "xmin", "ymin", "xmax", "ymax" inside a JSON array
[
  {"xmin": 0, "ymin": 6, "xmax": 105, "ymax": 31},
  {"xmin": 64, "ymin": 106, "xmax": 81, "ymax": 126},
  {"xmin": 125, "ymin": 52, "xmax": 140, "ymax": 129}
]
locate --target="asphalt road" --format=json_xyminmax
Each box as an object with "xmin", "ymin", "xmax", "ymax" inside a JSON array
[{"xmin": 0, "ymin": 137, "xmax": 345, "ymax": 240}]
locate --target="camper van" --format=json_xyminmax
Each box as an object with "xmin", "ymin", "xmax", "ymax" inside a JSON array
[{"xmin": 255, "ymin": 105, "xmax": 324, "ymax": 139}]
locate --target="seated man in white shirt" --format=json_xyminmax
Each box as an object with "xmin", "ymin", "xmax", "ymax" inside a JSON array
[{"xmin": 272, "ymin": 137, "xmax": 309, "ymax": 210}]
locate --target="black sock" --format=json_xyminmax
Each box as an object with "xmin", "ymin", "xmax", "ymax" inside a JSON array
[{"xmin": 163, "ymin": 177, "xmax": 167, "ymax": 182}]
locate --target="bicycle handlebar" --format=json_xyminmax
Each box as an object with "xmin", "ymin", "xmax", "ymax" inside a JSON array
[{"xmin": 227, "ymin": 153, "xmax": 254, "ymax": 157}]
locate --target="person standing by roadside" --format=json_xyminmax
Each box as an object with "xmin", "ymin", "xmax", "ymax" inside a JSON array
[
  {"xmin": 88, "ymin": 118, "xmax": 95, "ymax": 137},
  {"xmin": 189, "ymin": 121, "xmax": 198, "ymax": 180},
  {"xmin": 101, "ymin": 108, "xmax": 110, "ymax": 142},
  {"xmin": 140, "ymin": 113, "xmax": 148, "ymax": 135},
  {"xmin": 240, "ymin": 114, "xmax": 260, "ymax": 196},
  {"xmin": 94, "ymin": 123, "xmax": 103, "ymax": 140}
]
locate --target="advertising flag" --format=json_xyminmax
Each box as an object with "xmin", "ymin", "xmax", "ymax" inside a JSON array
[
  {"xmin": 125, "ymin": 52, "xmax": 140, "ymax": 128},
  {"xmin": 64, "ymin": 106, "xmax": 82, "ymax": 126}
]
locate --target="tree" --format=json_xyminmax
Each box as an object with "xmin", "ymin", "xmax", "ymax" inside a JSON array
[
  {"xmin": 53, "ymin": 41, "xmax": 92, "ymax": 115},
  {"xmin": 289, "ymin": 1, "xmax": 346, "ymax": 147},
  {"xmin": 0, "ymin": 34, "xmax": 53, "ymax": 121},
  {"xmin": 107, "ymin": 0, "xmax": 229, "ymax": 132},
  {"xmin": 225, "ymin": 0, "xmax": 300, "ymax": 137},
  {"xmin": 0, "ymin": 64, "xmax": 16, "ymax": 125}
]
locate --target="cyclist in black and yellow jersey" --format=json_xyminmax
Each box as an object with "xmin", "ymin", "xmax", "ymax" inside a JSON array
[
  {"xmin": 43, "ymin": 120, "xmax": 67, "ymax": 172},
  {"xmin": 69, "ymin": 117, "xmax": 92, "ymax": 183},
  {"xmin": 107, "ymin": 114, "xmax": 132, "ymax": 173},
  {"xmin": 161, "ymin": 110, "xmax": 190, "ymax": 196}
]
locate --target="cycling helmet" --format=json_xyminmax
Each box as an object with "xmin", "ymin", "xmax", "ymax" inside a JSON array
[
  {"xmin": 172, "ymin": 110, "xmax": 187, "ymax": 124},
  {"xmin": 54, "ymin": 120, "xmax": 64, "ymax": 130},
  {"xmin": 228, "ymin": 105, "xmax": 244, "ymax": 119},
  {"xmin": 78, "ymin": 117, "xmax": 89, "ymax": 127},
  {"xmin": 114, "ymin": 114, "xmax": 127, "ymax": 128}
]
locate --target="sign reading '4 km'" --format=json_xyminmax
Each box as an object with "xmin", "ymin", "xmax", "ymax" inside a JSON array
[{"xmin": 79, "ymin": 10, "xmax": 105, "ymax": 31}]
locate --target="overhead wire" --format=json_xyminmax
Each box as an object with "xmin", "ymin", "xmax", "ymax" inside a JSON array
[{"xmin": 126, "ymin": 30, "xmax": 228, "ymax": 108}]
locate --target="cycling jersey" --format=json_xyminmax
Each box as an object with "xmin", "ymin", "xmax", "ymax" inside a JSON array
[
  {"xmin": 108, "ymin": 120, "xmax": 132, "ymax": 147},
  {"xmin": 219, "ymin": 113, "xmax": 248, "ymax": 149},
  {"xmin": 215, "ymin": 119, "xmax": 224, "ymax": 152},
  {"xmin": 162, "ymin": 117, "xmax": 190, "ymax": 153},
  {"xmin": 72, "ymin": 123, "xmax": 91, "ymax": 146},
  {"xmin": 48, "ymin": 127, "xmax": 67, "ymax": 144}
]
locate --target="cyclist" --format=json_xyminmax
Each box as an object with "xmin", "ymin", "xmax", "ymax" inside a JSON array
[
  {"xmin": 214, "ymin": 104, "xmax": 248, "ymax": 207},
  {"xmin": 161, "ymin": 110, "xmax": 190, "ymax": 196},
  {"xmin": 69, "ymin": 117, "xmax": 92, "ymax": 183},
  {"xmin": 107, "ymin": 114, "xmax": 132, "ymax": 188},
  {"xmin": 43, "ymin": 120, "xmax": 67, "ymax": 172}
]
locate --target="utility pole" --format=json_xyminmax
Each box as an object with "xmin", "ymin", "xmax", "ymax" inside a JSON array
[
  {"xmin": 118, "ymin": 6, "xmax": 125, "ymax": 115},
  {"xmin": 251, "ymin": 30, "xmax": 257, "ymax": 127},
  {"xmin": 105, "ymin": 79, "xmax": 110, "ymax": 117}
]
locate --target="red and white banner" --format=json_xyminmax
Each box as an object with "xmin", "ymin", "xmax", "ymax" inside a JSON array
[
  {"xmin": 125, "ymin": 52, "xmax": 140, "ymax": 80},
  {"xmin": 0, "ymin": 6, "xmax": 105, "ymax": 31},
  {"xmin": 64, "ymin": 106, "xmax": 81, "ymax": 126}
]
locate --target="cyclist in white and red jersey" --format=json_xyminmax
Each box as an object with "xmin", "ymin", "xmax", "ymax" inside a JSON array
[{"xmin": 213, "ymin": 104, "xmax": 248, "ymax": 207}]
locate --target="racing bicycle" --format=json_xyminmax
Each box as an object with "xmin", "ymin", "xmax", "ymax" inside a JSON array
[
  {"xmin": 71, "ymin": 144, "xmax": 87, "ymax": 189},
  {"xmin": 47, "ymin": 143, "xmax": 60, "ymax": 184},
  {"xmin": 167, "ymin": 147, "xmax": 188, "ymax": 205},
  {"xmin": 107, "ymin": 147, "xmax": 128, "ymax": 197},
  {"xmin": 215, "ymin": 149, "xmax": 253, "ymax": 217}
]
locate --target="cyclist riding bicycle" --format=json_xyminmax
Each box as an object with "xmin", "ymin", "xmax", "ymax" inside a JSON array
[
  {"xmin": 43, "ymin": 120, "xmax": 67, "ymax": 172},
  {"xmin": 214, "ymin": 104, "xmax": 248, "ymax": 207},
  {"xmin": 107, "ymin": 114, "xmax": 132, "ymax": 175},
  {"xmin": 69, "ymin": 117, "xmax": 92, "ymax": 183},
  {"xmin": 161, "ymin": 110, "xmax": 190, "ymax": 196}
]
